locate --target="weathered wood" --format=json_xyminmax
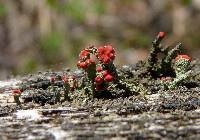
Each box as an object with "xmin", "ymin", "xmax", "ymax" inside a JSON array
[{"xmin": 0, "ymin": 79, "xmax": 200, "ymax": 139}]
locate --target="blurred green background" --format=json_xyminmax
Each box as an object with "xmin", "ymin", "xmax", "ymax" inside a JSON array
[{"xmin": 0, "ymin": 0, "xmax": 200, "ymax": 79}]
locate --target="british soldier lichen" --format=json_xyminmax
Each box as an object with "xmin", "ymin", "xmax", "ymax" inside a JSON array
[
  {"xmin": 146, "ymin": 32, "xmax": 182, "ymax": 78},
  {"xmin": 167, "ymin": 54, "xmax": 192, "ymax": 89},
  {"xmin": 77, "ymin": 45, "xmax": 139, "ymax": 97},
  {"xmin": 12, "ymin": 32, "xmax": 194, "ymax": 105},
  {"xmin": 12, "ymin": 89, "xmax": 22, "ymax": 105}
]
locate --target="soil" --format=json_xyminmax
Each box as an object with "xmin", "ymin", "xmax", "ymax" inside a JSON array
[{"xmin": 0, "ymin": 62, "xmax": 200, "ymax": 140}]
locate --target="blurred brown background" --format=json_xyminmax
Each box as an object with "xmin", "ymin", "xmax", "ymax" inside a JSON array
[{"xmin": 0, "ymin": 0, "xmax": 200, "ymax": 79}]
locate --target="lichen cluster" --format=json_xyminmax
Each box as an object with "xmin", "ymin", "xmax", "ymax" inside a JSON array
[
  {"xmin": 12, "ymin": 32, "xmax": 193, "ymax": 105},
  {"xmin": 145, "ymin": 32, "xmax": 192, "ymax": 89}
]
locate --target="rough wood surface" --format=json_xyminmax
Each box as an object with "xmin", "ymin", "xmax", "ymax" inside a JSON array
[{"xmin": 0, "ymin": 79, "xmax": 200, "ymax": 140}]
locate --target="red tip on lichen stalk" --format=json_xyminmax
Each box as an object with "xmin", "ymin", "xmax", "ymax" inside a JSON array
[
  {"xmin": 103, "ymin": 70, "xmax": 109, "ymax": 78},
  {"xmin": 175, "ymin": 54, "xmax": 191, "ymax": 62},
  {"xmin": 95, "ymin": 76, "xmax": 103, "ymax": 84},
  {"xmin": 97, "ymin": 45, "xmax": 115, "ymax": 64},
  {"xmin": 96, "ymin": 66, "xmax": 102, "ymax": 72},
  {"xmin": 85, "ymin": 59, "xmax": 95, "ymax": 65},
  {"xmin": 104, "ymin": 74, "xmax": 114, "ymax": 82},
  {"xmin": 50, "ymin": 76, "xmax": 56, "ymax": 82},
  {"xmin": 159, "ymin": 32, "xmax": 165, "ymax": 39},
  {"xmin": 77, "ymin": 61, "xmax": 88, "ymax": 69},
  {"xmin": 160, "ymin": 77, "xmax": 171, "ymax": 81},
  {"xmin": 62, "ymin": 75, "xmax": 68, "ymax": 84},
  {"xmin": 79, "ymin": 50, "xmax": 90, "ymax": 60},
  {"xmin": 12, "ymin": 89, "xmax": 22, "ymax": 96}
]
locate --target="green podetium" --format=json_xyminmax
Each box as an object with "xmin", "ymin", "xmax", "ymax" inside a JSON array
[
  {"xmin": 168, "ymin": 54, "xmax": 192, "ymax": 89},
  {"xmin": 174, "ymin": 55, "xmax": 191, "ymax": 76},
  {"xmin": 12, "ymin": 89, "xmax": 22, "ymax": 105}
]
